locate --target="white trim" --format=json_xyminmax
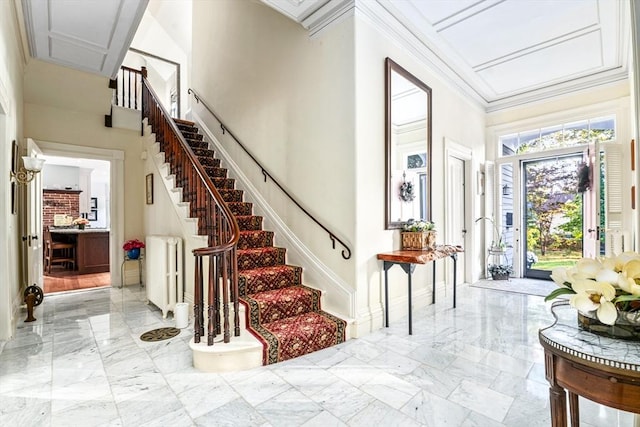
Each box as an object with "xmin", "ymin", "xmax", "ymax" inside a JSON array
[
  {"xmin": 355, "ymin": 0, "xmax": 486, "ymax": 109},
  {"xmin": 10, "ymin": 0, "xmax": 31, "ymax": 65},
  {"xmin": 303, "ymin": 0, "xmax": 354, "ymax": 37},
  {"xmin": 34, "ymin": 141, "xmax": 125, "ymax": 286},
  {"xmin": 191, "ymin": 111, "xmax": 357, "ymax": 322},
  {"xmin": 444, "ymin": 138, "xmax": 473, "ymax": 284},
  {"xmin": 487, "ymin": 98, "xmax": 629, "ymax": 142},
  {"xmin": 0, "ymin": 90, "xmax": 10, "ymax": 340}
]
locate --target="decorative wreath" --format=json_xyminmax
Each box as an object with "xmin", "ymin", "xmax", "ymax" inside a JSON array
[
  {"xmin": 399, "ymin": 181, "xmax": 416, "ymax": 202},
  {"xmin": 577, "ymin": 162, "xmax": 591, "ymax": 193}
]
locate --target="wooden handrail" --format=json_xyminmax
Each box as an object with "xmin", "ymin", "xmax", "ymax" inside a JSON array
[
  {"xmin": 188, "ymin": 88, "xmax": 352, "ymax": 260},
  {"xmin": 142, "ymin": 71, "xmax": 240, "ymax": 346}
]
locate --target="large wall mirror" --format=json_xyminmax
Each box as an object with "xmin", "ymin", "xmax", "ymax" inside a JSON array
[{"xmin": 385, "ymin": 57, "xmax": 432, "ymax": 229}]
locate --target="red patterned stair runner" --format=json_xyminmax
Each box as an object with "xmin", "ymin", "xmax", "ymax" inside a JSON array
[{"xmin": 174, "ymin": 119, "xmax": 347, "ymax": 364}]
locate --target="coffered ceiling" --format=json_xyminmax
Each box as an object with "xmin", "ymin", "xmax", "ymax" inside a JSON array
[
  {"xmin": 264, "ymin": 0, "xmax": 631, "ymax": 110},
  {"xmin": 21, "ymin": 0, "xmax": 149, "ymax": 79}
]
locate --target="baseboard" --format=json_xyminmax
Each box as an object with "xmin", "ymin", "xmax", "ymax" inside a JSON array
[{"xmin": 352, "ymin": 304, "xmax": 385, "ymax": 338}]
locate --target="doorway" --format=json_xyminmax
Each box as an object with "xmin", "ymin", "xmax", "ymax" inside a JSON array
[
  {"xmin": 522, "ymin": 154, "xmax": 584, "ymax": 279},
  {"xmin": 35, "ymin": 140, "xmax": 125, "ymax": 294},
  {"xmin": 41, "ymin": 155, "xmax": 112, "ymax": 293}
]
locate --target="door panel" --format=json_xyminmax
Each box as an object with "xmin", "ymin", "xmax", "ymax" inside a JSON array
[
  {"xmin": 582, "ymin": 145, "xmax": 600, "ymax": 258},
  {"xmin": 448, "ymin": 156, "xmax": 466, "ymax": 283},
  {"xmin": 25, "ymin": 139, "xmax": 43, "ymax": 289}
]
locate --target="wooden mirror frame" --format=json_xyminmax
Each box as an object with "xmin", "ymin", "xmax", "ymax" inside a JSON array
[{"xmin": 385, "ymin": 57, "xmax": 433, "ymax": 229}]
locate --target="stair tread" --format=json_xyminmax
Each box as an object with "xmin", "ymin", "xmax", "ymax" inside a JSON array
[
  {"xmin": 263, "ymin": 310, "xmax": 335, "ymax": 328},
  {"xmin": 247, "ymin": 285, "xmax": 319, "ymax": 324},
  {"xmin": 239, "ymin": 229, "xmax": 271, "ymax": 235},
  {"xmin": 237, "ymin": 246, "xmax": 284, "ymax": 254},
  {"xmin": 248, "ymin": 284, "xmax": 315, "ymax": 300},
  {"xmin": 173, "ymin": 118, "xmax": 195, "ymax": 126},
  {"xmin": 238, "ymin": 264, "xmax": 302, "ymax": 295}
]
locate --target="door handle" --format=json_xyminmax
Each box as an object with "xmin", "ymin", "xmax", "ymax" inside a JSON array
[
  {"xmin": 31, "ymin": 235, "xmax": 38, "ymax": 241},
  {"xmin": 461, "ymin": 229, "xmax": 467, "ymax": 236}
]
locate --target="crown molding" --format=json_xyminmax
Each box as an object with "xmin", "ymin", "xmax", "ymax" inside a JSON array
[{"xmin": 264, "ymin": 0, "xmax": 631, "ymax": 113}]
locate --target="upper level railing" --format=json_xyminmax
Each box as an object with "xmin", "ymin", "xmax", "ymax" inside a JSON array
[
  {"xmin": 110, "ymin": 66, "xmax": 143, "ymax": 110},
  {"xmin": 142, "ymin": 71, "xmax": 241, "ymax": 346},
  {"xmin": 187, "ymin": 88, "xmax": 352, "ymax": 260}
]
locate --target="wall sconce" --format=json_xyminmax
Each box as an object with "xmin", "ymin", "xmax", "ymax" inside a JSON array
[
  {"xmin": 11, "ymin": 156, "xmax": 45, "ymax": 185},
  {"xmin": 502, "ymin": 184, "xmax": 511, "ymax": 196}
]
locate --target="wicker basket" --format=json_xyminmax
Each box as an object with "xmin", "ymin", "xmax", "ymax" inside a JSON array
[{"xmin": 401, "ymin": 231, "xmax": 437, "ymax": 250}]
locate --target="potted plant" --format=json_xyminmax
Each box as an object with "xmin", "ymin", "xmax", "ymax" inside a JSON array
[
  {"xmin": 123, "ymin": 239, "xmax": 145, "ymax": 260},
  {"xmin": 401, "ymin": 219, "xmax": 436, "ymax": 250},
  {"xmin": 488, "ymin": 264, "xmax": 513, "ymax": 280},
  {"xmin": 72, "ymin": 217, "xmax": 90, "ymax": 230}
]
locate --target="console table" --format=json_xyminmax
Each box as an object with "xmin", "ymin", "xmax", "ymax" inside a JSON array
[
  {"xmin": 539, "ymin": 301, "xmax": 640, "ymax": 427},
  {"xmin": 120, "ymin": 255, "xmax": 144, "ymax": 288},
  {"xmin": 377, "ymin": 245, "xmax": 463, "ymax": 335}
]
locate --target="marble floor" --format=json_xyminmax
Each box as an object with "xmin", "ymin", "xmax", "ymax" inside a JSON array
[{"xmin": 0, "ymin": 283, "xmax": 636, "ymax": 427}]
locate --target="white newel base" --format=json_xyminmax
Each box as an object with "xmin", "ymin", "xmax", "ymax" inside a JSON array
[
  {"xmin": 190, "ymin": 333, "xmax": 263, "ymax": 373},
  {"xmin": 188, "ymin": 303, "xmax": 262, "ymax": 372}
]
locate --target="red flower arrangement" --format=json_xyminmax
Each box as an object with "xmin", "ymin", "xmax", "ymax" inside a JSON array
[{"xmin": 122, "ymin": 239, "xmax": 145, "ymax": 251}]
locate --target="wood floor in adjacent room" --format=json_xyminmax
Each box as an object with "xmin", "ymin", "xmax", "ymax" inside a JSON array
[{"xmin": 43, "ymin": 270, "xmax": 111, "ymax": 293}]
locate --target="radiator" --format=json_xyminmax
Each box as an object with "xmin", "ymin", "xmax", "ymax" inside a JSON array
[{"xmin": 145, "ymin": 235, "xmax": 184, "ymax": 318}]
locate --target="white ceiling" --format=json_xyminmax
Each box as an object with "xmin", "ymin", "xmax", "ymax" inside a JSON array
[
  {"xmin": 21, "ymin": 0, "xmax": 149, "ymax": 78},
  {"xmin": 19, "ymin": 0, "xmax": 631, "ymax": 110},
  {"xmin": 264, "ymin": 0, "xmax": 631, "ymax": 110}
]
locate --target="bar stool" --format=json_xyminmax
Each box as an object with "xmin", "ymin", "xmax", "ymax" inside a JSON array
[{"xmin": 44, "ymin": 227, "xmax": 76, "ymax": 273}]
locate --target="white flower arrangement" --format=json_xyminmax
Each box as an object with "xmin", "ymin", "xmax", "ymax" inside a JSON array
[
  {"xmin": 402, "ymin": 219, "xmax": 435, "ymax": 232},
  {"xmin": 546, "ymin": 253, "xmax": 640, "ymax": 325}
]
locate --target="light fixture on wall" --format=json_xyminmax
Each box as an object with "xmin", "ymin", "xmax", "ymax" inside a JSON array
[
  {"xmin": 502, "ymin": 184, "xmax": 511, "ymax": 196},
  {"xmin": 11, "ymin": 156, "xmax": 45, "ymax": 185}
]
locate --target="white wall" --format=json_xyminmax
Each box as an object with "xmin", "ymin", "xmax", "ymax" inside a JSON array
[
  {"xmin": 191, "ymin": 0, "xmax": 357, "ymax": 288},
  {"xmin": 131, "ymin": 1, "xmax": 190, "ymax": 119},
  {"xmin": 353, "ymin": 15, "xmax": 486, "ymax": 334},
  {"xmin": 189, "ymin": 0, "xmax": 487, "ymax": 335},
  {"xmin": 42, "ymin": 164, "xmax": 80, "ymax": 189},
  {"xmin": 24, "ymin": 60, "xmax": 146, "ymax": 243},
  {"xmin": 22, "ymin": 60, "xmax": 146, "ymax": 291},
  {"xmin": 92, "ymin": 181, "xmax": 109, "ymax": 229},
  {"xmin": 0, "ymin": 0, "xmax": 25, "ymax": 340}
]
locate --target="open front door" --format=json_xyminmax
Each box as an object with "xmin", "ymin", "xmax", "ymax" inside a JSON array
[
  {"xmin": 523, "ymin": 154, "xmax": 583, "ymax": 279},
  {"xmin": 25, "ymin": 138, "xmax": 44, "ymax": 290}
]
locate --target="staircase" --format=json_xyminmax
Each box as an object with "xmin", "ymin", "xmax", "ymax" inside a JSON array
[{"xmin": 173, "ymin": 118, "xmax": 347, "ymax": 364}]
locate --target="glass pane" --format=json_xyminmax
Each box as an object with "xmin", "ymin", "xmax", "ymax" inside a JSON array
[
  {"xmin": 590, "ymin": 115, "xmax": 615, "ymax": 141},
  {"xmin": 500, "ymin": 134, "xmax": 518, "ymax": 156},
  {"xmin": 516, "ymin": 129, "xmax": 540, "ymax": 154},
  {"xmin": 563, "ymin": 120, "xmax": 589, "ymax": 146},
  {"xmin": 500, "ymin": 116, "xmax": 616, "ymax": 157},
  {"xmin": 524, "ymin": 155, "xmax": 583, "ymax": 279}
]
